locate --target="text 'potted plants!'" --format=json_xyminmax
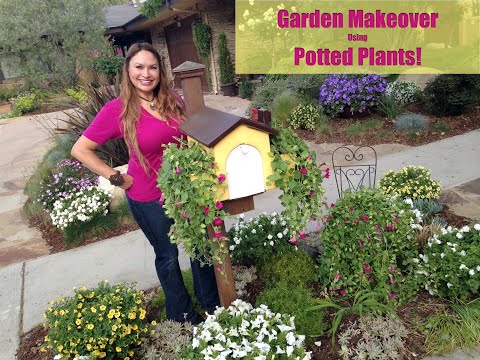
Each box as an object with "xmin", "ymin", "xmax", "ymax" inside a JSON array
[{"xmin": 217, "ymin": 31, "xmax": 236, "ymax": 96}]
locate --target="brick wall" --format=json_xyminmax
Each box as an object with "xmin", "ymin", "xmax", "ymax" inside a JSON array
[{"xmin": 150, "ymin": 24, "xmax": 174, "ymax": 83}]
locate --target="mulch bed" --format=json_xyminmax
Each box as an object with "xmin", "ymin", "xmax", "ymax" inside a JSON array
[{"xmin": 298, "ymin": 105, "xmax": 480, "ymax": 147}]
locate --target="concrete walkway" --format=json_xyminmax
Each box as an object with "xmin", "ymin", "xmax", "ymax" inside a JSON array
[{"xmin": 1, "ymin": 107, "xmax": 480, "ymax": 359}]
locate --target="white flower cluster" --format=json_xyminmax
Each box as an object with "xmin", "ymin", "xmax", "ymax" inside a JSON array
[
  {"xmin": 190, "ymin": 299, "xmax": 311, "ymax": 359},
  {"xmin": 229, "ymin": 212, "xmax": 290, "ymax": 253},
  {"xmin": 402, "ymin": 198, "xmax": 424, "ymax": 232},
  {"xmin": 50, "ymin": 187, "xmax": 112, "ymax": 229},
  {"xmin": 385, "ymin": 80, "xmax": 421, "ymax": 104}
]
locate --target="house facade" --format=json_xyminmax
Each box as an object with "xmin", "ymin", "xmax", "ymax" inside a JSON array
[{"xmin": 105, "ymin": 0, "xmax": 235, "ymax": 93}]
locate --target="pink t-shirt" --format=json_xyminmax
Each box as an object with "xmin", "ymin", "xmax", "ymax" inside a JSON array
[{"xmin": 83, "ymin": 98, "xmax": 185, "ymax": 202}]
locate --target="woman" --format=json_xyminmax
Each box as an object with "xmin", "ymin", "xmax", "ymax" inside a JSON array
[{"xmin": 71, "ymin": 43, "xmax": 219, "ymax": 324}]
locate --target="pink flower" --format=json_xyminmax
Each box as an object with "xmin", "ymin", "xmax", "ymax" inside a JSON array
[
  {"xmin": 354, "ymin": 220, "xmax": 359, "ymax": 225},
  {"xmin": 388, "ymin": 293, "xmax": 398, "ymax": 299},
  {"xmin": 290, "ymin": 234, "xmax": 298, "ymax": 245},
  {"xmin": 389, "ymin": 266, "xmax": 395, "ymax": 273},
  {"xmin": 358, "ymin": 239, "xmax": 364, "ymax": 249},
  {"xmin": 175, "ymin": 167, "xmax": 181, "ymax": 174},
  {"xmin": 116, "ymin": 48, "xmax": 123, "ymax": 54},
  {"xmin": 368, "ymin": 277, "xmax": 375, "ymax": 283},
  {"xmin": 300, "ymin": 167, "xmax": 308, "ymax": 175},
  {"xmin": 213, "ymin": 217, "xmax": 223, "ymax": 226},
  {"xmin": 376, "ymin": 232, "xmax": 383, "ymax": 236},
  {"xmin": 306, "ymin": 154, "xmax": 313, "ymax": 161},
  {"xmin": 339, "ymin": 289, "xmax": 346, "ymax": 296},
  {"xmin": 203, "ymin": 206, "xmax": 210, "ymax": 216},
  {"xmin": 375, "ymin": 224, "xmax": 381, "ymax": 229},
  {"xmin": 299, "ymin": 231, "xmax": 307, "ymax": 239},
  {"xmin": 334, "ymin": 273, "xmax": 341, "ymax": 281},
  {"xmin": 386, "ymin": 223, "xmax": 395, "ymax": 232},
  {"xmin": 332, "ymin": 286, "xmax": 337, "ymax": 291},
  {"xmin": 390, "ymin": 277, "xmax": 395, "ymax": 285},
  {"xmin": 174, "ymin": 201, "xmax": 183, "ymax": 207},
  {"xmin": 218, "ymin": 174, "xmax": 226, "ymax": 183},
  {"xmin": 330, "ymin": 203, "xmax": 335, "ymax": 208},
  {"xmin": 361, "ymin": 216, "xmax": 370, "ymax": 222},
  {"xmin": 210, "ymin": 162, "xmax": 215, "ymax": 168},
  {"xmin": 323, "ymin": 168, "xmax": 330, "ymax": 179},
  {"xmin": 215, "ymin": 201, "xmax": 223, "ymax": 210},
  {"xmin": 91, "ymin": 49, "xmax": 100, "ymax": 56},
  {"xmin": 363, "ymin": 263, "xmax": 371, "ymax": 274},
  {"xmin": 393, "ymin": 217, "xmax": 399, "ymax": 223},
  {"xmin": 309, "ymin": 190, "xmax": 315, "ymax": 197},
  {"xmin": 158, "ymin": 194, "xmax": 164, "ymax": 205},
  {"xmin": 214, "ymin": 231, "xmax": 222, "ymax": 239},
  {"xmin": 181, "ymin": 211, "xmax": 187, "ymax": 218}
]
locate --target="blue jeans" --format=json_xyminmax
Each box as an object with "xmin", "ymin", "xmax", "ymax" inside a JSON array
[{"xmin": 126, "ymin": 194, "xmax": 220, "ymax": 322}]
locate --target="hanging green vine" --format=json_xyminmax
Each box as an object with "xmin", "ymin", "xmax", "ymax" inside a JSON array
[{"xmin": 192, "ymin": 22, "xmax": 212, "ymax": 61}]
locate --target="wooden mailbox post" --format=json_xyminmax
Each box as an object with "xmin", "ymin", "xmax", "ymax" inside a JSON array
[{"xmin": 173, "ymin": 62, "xmax": 278, "ymax": 307}]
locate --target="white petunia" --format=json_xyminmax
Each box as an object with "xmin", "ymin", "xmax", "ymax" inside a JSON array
[
  {"xmin": 469, "ymin": 269, "xmax": 475, "ymax": 276},
  {"xmin": 474, "ymin": 223, "xmax": 480, "ymax": 230}
]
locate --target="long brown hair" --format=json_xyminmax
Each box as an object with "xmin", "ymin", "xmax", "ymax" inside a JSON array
[{"xmin": 119, "ymin": 42, "xmax": 185, "ymax": 173}]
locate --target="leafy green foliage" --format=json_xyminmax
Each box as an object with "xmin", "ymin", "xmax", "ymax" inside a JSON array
[
  {"xmin": 386, "ymin": 80, "xmax": 422, "ymax": 104},
  {"xmin": 227, "ymin": 212, "xmax": 295, "ymax": 265},
  {"xmin": 379, "ymin": 165, "xmax": 442, "ymax": 199},
  {"xmin": 424, "ymin": 74, "xmax": 480, "ymax": 116},
  {"xmin": 192, "ymin": 22, "xmax": 211, "ymax": 61},
  {"xmin": 285, "ymin": 74, "xmax": 327, "ymax": 102},
  {"xmin": 377, "ymin": 94, "xmax": 405, "ymax": 120},
  {"xmin": 249, "ymin": 78, "xmax": 287, "ymax": 112},
  {"xmin": 416, "ymin": 224, "xmax": 480, "ymax": 300},
  {"xmin": 309, "ymin": 290, "xmax": 394, "ymax": 342},
  {"xmin": 43, "ymin": 281, "xmax": 150, "ymax": 359},
  {"xmin": 424, "ymin": 299, "xmax": 480, "ymax": 355},
  {"xmin": 238, "ymin": 80, "xmax": 253, "ymax": 99},
  {"xmin": 66, "ymin": 87, "xmax": 88, "ymax": 104},
  {"xmin": 9, "ymin": 92, "xmax": 40, "ymax": 116},
  {"xmin": 0, "ymin": 86, "xmax": 20, "ymax": 101},
  {"xmin": 0, "ymin": 0, "xmax": 108, "ymax": 87},
  {"xmin": 92, "ymin": 51, "xmax": 124, "ymax": 77},
  {"xmin": 288, "ymin": 104, "xmax": 321, "ymax": 131},
  {"xmin": 268, "ymin": 127, "xmax": 326, "ymax": 239},
  {"xmin": 396, "ymin": 113, "xmax": 428, "ymax": 132},
  {"xmin": 256, "ymin": 283, "xmax": 326, "ymax": 337},
  {"xmin": 217, "ymin": 32, "xmax": 235, "ymax": 84},
  {"xmin": 139, "ymin": 0, "xmax": 166, "ymax": 19},
  {"xmin": 157, "ymin": 140, "xmax": 227, "ymax": 267},
  {"xmin": 411, "ymin": 198, "xmax": 443, "ymax": 219},
  {"xmin": 318, "ymin": 188, "xmax": 421, "ymax": 303},
  {"xmin": 343, "ymin": 118, "xmax": 382, "ymax": 135},
  {"xmin": 259, "ymin": 249, "xmax": 317, "ymax": 289}
]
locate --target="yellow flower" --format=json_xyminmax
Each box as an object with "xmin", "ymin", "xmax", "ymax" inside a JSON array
[
  {"xmin": 57, "ymin": 345, "xmax": 63, "ymax": 352},
  {"xmin": 77, "ymin": 303, "xmax": 83, "ymax": 309},
  {"xmin": 112, "ymin": 325, "xmax": 118, "ymax": 331},
  {"xmin": 75, "ymin": 319, "xmax": 82, "ymax": 325},
  {"xmin": 99, "ymin": 316, "xmax": 104, "ymax": 321},
  {"xmin": 100, "ymin": 305, "xmax": 106, "ymax": 311},
  {"xmin": 87, "ymin": 323, "xmax": 94, "ymax": 330},
  {"xmin": 128, "ymin": 312, "xmax": 136, "ymax": 320},
  {"xmin": 99, "ymin": 352, "xmax": 106, "ymax": 358},
  {"xmin": 87, "ymin": 344, "xmax": 92, "ymax": 350},
  {"xmin": 116, "ymin": 347, "xmax": 122, "ymax": 352},
  {"xmin": 91, "ymin": 307, "xmax": 97, "ymax": 313},
  {"xmin": 151, "ymin": 320, "xmax": 157, "ymax": 325}
]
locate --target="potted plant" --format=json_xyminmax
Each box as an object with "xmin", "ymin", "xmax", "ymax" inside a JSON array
[{"xmin": 217, "ymin": 32, "xmax": 236, "ymax": 96}]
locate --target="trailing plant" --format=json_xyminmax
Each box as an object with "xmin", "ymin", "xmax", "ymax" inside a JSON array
[
  {"xmin": 318, "ymin": 188, "xmax": 422, "ymax": 303},
  {"xmin": 256, "ymin": 283, "xmax": 326, "ymax": 337},
  {"xmin": 424, "ymin": 74, "xmax": 480, "ymax": 116},
  {"xmin": 318, "ymin": 74, "xmax": 387, "ymax": 116},
  {"xmin": 379, "ymin": 165, "xmax": 442, "ymax": 199},
  {"xmin": 377, "ymin": 93, "xmax": 405, "ymax": 120},
  {"xmin": 227, "ymin": 212, "xmax": 295, "ymax": 265},
  {"xmin": 288, "ymin": 103, "xmax": 321, "ymax": 131},
  {"xmin": 271, "ymin": 90, "xmax": 303, "ymax": 127},
  {"xmin": 416, "ymin": 224, "xmax": 480, "ymax": 300},
  {"xmin": 43, "ymin": 281, "xmax": 151, "ymax": 360},
  {"xmin": 309, "ymin": 290, "xmax": 394, "ymax": 343},
  {"xmin": 49, "ymin": 187, "xmax": 112, "ymax": 230},
  {"xmin": 192, "ymin": 22, "xmax": 212, "ymax": 89},
  {"xmin": 217, "ymin": 32, "xmax": 235, "ymax": 85},
  {"xmin": 157, "ymin": 139, "xmax": 227, "ymax": 267},
  {"xmin": 396, "ymin": 113, "xmax": 428, "ymax": 132},
  {"xmin": 386, "ymin": 80, "xmax": 422, "ymax": 104},
  {"xmin": 258, "ymin": 249, "xmax": 317, "ymax": 289},
  {"xmin": 238, "ymin": 79, "xmax": 253, "ymax": 99},
  {"xmin": 338, "ymin": 313, "xmax": 408, "ymax": 359},
  {"xmin": 180, "ymin": 299, "xmax": 311, "ymax": 359},
  {"xmin": 424, "ymin": 298, "xmax": 480, "ymax": 355},
  {"xmin": 268, "ymin": 127, "xmax": 327, "ymax": 241},
  {"xmin": 140, "ymin": 320, "xmax": 193, "ymax": 360}
]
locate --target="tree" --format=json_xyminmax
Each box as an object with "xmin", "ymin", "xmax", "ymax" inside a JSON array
[{"xmin": 0, "ymin": 0, "xmax": 109, "ymax": 87}]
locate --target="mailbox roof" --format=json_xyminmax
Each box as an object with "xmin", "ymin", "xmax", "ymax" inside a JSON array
[{"xmin": 179, "ymin": 107, "xmax": 278, "ymax": 148}]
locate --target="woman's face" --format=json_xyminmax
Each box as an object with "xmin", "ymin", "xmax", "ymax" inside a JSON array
[{"xmin": 128, "ymin": 50, "xmax": 160, "ymax": 97}]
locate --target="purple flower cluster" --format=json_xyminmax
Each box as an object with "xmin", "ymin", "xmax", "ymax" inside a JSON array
[
  {"xmin": 37, "ymin": 159, "xmax": 98, "ymax": 212},
  {"xmin": 318, "ymin": 74, "xmax": 387, "ymax": 116}
]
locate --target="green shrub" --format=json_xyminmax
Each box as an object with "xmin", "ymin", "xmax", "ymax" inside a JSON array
[
  {"xmin": 227, "ymin": 212, "xmax": 295, "ymax": 265},
  {"xmin": 318, "ymin": 188, "xmax": 421, "ymax": 303},
  {"xmin": 217, "ymin": 32, "xmax": 234, "ymax": 85},
  {"xmin": 411, "ymin": 198, "xmax": 443, "ymax": 219},
  {"xmin": 66, "ymin": 87, "xmax": 88, "ymax": 104},
  {"xmin": 416, "ymin": 224, "xmax": 480, "ymax": 300},
  {"xmin": 238, "ymin": 79, "xmax": 253, "ymax": 99},
  {"xmin": 249, "ymin": 78, "xmax": 287, "ymax": 112},
  {"xmin": 377, "ymin": 94, "xmax": 405, "ymax": 120},
  {"xmin": 424, "ymin": 74, "xmax": 480, "ymax": 116},
  {"xmin": 386, "ymin": 80, "xmax": 422, "ymax": 104},
  {"xmin": 92, "ymin": 51, "xmax": 124, "ymax": 77},
  {"xmin": 259, "ymin": 249, "xmax": 317, "ymax": 289},
  {"xmin": 288, "ymin": 103, "xmax": 321, "ymax": 131},
  {"xmin": 265, "ymin": 74, "xmax": 288, "ymax": 81},
  {"xmin": 140, "ymin": 320, "xmax": 193, "ymax": 359},
  {"xmin": 396, "ymin": 113, "xmax": 428, "ymax": 132},
  {"xmin": 0, "ymin": 86, "xmax": 20, "ymax": 101},
  {"xmin": 256, "ymin": 283, "xmax": 326, "ymax": 337},
  {"xmin": 379, "ymin": 165, "xmax": 442, "ymax": 199},
  {"xmin": 43, "ymin": 281, "xmax": 151, "ymax": 360},
  {"xmin": 285, "ymin": 74, "xmax": 327, "ymax": 102},
  {"xmin": 11, "ymin": 92, "xmax": 40, "ymax": 115},
  {"xmin": 271, "ymin": 90, "xmax": 302, "ymax": 127}
]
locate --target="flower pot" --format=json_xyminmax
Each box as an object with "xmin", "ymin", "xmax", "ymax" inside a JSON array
[{"xmin": 220, "ymin": 83, "xmax": 236, "ymax": 97}]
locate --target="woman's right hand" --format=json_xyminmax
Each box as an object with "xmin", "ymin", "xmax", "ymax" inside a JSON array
[{"xmin": 119, "ymin": 174, "xmax": 134, "ymax": 190}]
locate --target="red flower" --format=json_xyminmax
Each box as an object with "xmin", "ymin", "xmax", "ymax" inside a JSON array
[
  {"xmin": 300, "ymin": 167, "xmax": 308, "ymax": 175},
  {"xmin": 330, "ymin": 203, "xmax": 335, "ymax": 208},
  {"xmin": 175, "ymin": 167, "xmax": 181, "ymax": 174},
  {"xmin": 339, "ymin": 289, "xmax": 346, "ymax": 296},
  {"xmin": 203, "ymin": 206, "xmax": 210, "ymax": 216},
  {"xmin": 218, "ymin": 174, "xmax": 226, "ymax": 183},
  {"xmin": 215, "ymin": 201, "xmax": 223, "ymax": 210},
  {"xmin": 363, "ymin": 263, "xmax": 371, "ymax": 274},
  {"xmin": 213, "ymin": 217, "xmax": 223, "ymax": 226}
]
